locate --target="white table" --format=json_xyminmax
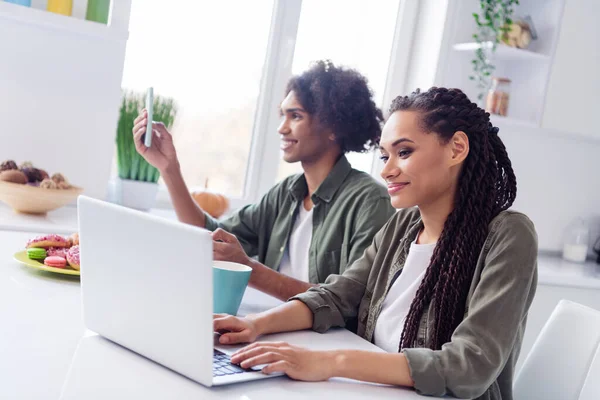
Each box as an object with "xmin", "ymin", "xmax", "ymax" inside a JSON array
[
  {"xmin": 2, "ymin": 210, "xmax": 599, "ymax": 397},
  {"xmin": 0, "ymin": 230, "xmax": 430, "ymax": 400}
]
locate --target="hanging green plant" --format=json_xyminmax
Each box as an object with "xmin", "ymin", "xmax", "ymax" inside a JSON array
[
  {"xmin": 116, "ymin": 90, "xmax": 177, "ymax": 183},
  {"xmin": 470, "ymin": 0, "xmax": 519, "ymax": 101}
]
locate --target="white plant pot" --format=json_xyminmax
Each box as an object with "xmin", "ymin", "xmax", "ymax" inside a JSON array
[{"xmin": 114, "ymin": 178, "xmax": 159, "ymax": 211}]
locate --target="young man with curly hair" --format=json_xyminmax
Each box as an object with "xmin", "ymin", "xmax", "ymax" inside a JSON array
[{"xmin": 132, "ymin": 60, "xmax": 395, "ymax": 301}]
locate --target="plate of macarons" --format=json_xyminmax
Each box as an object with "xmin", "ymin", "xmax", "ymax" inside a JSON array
[{"xmin": 13, "ymin": 233, "xmax": 80, "ymax": 276}]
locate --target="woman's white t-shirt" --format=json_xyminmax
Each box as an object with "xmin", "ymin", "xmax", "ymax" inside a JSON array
[{"xmin": 373, "ymin": 239, "xmax": 436, "ymax": 353}]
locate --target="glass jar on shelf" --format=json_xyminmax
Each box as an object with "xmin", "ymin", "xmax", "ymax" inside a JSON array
[{"xmin": 485, "ymin": 77, "xmax": 511, "ymax": 117}]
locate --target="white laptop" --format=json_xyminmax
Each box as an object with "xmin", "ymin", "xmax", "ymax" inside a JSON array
[{"xmin": 77, "ymin": 195, "xmax": 281, "ymax": 386}]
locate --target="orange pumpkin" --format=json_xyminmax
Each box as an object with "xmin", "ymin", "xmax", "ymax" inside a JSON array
[
  {"xmin": 191, "ymin": 191, "xmax": 229, "ymax": 218},
  {"xmin": 191, "ymin": 179, "xmax": 229, "ymax": 218}
]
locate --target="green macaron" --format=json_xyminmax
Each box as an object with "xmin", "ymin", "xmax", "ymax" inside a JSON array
[{"xmin": 27, "ymin": 247, "xmax": 47, "ymax": 261}]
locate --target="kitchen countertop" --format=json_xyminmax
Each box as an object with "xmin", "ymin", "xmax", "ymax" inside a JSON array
[
  {"xmin": 1, "ymin": 202, "xmax": 599, "ymax": 290},
  {"xmin": 536, "ymin": 252, "xmax": 600, "ymax": 290},
  {"xmin": 0, "ymin": 202, "xmax": 176, "ymax": 234}
]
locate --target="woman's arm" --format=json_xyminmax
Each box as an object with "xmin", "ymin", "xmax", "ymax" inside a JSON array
[
  {"xmin": 214, "ymin": 217, "xmax": 391, "ymax": 344},
  {"xmin": 230, "ymin": 344, "xmax": 415, "ymax": 386},
  {"xmin": 252, "ymin": 299, "xmax": 314, "ymax": 336},
  {"xmin": 288, "ymin": 217, "xmax": 390, "ymax": 333},
  {"xmin": 332, "ymin": 350, "xmax": 413, "ymax": 386},
  {"xmin": 214, "ymin": 300, "xmax": 313, "ymax": 345}
]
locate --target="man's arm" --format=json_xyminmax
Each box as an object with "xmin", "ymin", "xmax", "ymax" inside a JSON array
[
  {"xmin": 247, "ymin": 258, "xmax": 316, "ymax": 301},
  {"xmin": 212, "ymin": 229, "xmax": 314, "ymax": 301},
  {"xmin": 161, "ymin": 163, "xmax": 208, "ymax": 228}
]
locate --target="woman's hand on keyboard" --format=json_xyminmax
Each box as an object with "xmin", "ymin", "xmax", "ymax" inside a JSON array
[{"xmin": 230, "ymin": 342, "xmax": 335, "ymax": 381}]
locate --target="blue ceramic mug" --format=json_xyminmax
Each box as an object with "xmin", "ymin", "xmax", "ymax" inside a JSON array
[{"xmin": 213, "ymin": 261, "xmax": 252, "ymax": 315}]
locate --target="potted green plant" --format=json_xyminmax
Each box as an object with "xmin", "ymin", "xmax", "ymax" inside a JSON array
[
  {"xmin": 470, "ymin": 0, "xmax": 519, "ymax": 101},
  {"xmin": 115, "ymin": 90, "xmax": 177, "ymax": 210}
]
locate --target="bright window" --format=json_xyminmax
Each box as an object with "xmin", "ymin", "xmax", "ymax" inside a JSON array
[
  {"xmin": 120, "ymin": 0, "xmax": 274, "ymax": 197},
  {"xmin": 277, "ymin": 0, "xmax": 400, "ymax": 181}
]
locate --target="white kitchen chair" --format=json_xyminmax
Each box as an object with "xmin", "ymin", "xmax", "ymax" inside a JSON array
[
  {"xmin": 578, "ymin": 342, "xmax": 600, "ymax": 400},
  {"xmin": 513, "ymin": 300, "xmax": 600, "ymax": 400}
]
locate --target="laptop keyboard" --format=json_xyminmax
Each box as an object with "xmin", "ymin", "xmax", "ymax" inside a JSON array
[{"xmin": 213, "ymin": 349, "xmax": 248, "ymax": 377}]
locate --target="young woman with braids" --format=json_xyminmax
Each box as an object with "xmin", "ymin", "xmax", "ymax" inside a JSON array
[{"xmin": 214, "ymin": 87, "xmax": 538, "ymax": 399}]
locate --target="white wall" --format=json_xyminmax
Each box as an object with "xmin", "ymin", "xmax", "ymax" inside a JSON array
[
  {"xmin": 499, "ymin": 123, "xmax": 600, "ymax": 254},
  {"xmin": 541, "ymin": 0, "xmax": 600, "ymax": 138},
  {"xmin": 407, "ymin": 0, "xmax": 600, "ymax": 254}
]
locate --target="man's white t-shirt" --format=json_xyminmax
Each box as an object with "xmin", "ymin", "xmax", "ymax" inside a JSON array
[{"xmin": 278, "ymin": 204, "xmax": 313, "ymax": 282}]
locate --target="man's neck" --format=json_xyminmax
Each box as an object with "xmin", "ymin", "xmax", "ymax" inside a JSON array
[{"xmin": 300, "ymin": 152, "xmax": 341, "ymax": 210}]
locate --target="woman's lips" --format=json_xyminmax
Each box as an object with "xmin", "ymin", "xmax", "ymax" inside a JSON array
[{"xmin": 387, "ymin": 182, "xmax": 409, "ymax": 194}]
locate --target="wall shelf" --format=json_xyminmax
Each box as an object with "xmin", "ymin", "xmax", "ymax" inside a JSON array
[
  {"xmin": 490, "ymin": 114, "xmax": 538, "ymax": 130},
  {"xmin": 0, "ymin": 1, "xmax": 127, "ymax": 41},
  {"xmin": 436, "ymin": 0, "xmax": 567, "ymax": 128},
  {"xmin": 453, "ymin": 42, "xmax": 549, "ymax": 62}
]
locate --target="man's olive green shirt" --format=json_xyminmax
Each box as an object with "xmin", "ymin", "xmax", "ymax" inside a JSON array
[{"xmin": 204, "ymin": 155, "xmax": 396, "ymax": 283}]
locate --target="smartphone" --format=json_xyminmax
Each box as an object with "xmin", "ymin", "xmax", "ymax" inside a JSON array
[{"xmin": 144, "ymin": 87, "xmax": 154, "ymax": 148}]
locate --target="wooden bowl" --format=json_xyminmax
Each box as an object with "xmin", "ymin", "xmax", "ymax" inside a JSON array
[{"xmin": 0, "ymin": 181, "xmax": 83, "ymax": 215}]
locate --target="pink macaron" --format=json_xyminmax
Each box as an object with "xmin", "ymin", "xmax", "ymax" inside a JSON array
[
  {"xmin": 44, "ymin": 256, "xmax": 67, "ymax": 269},
  {"xmin": 47, "ymin": 247, "xmax": 69, "ymax": 259}
]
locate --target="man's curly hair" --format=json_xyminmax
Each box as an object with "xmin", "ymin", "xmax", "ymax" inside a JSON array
[{"xmin": 285, "ymin": 60, "xmax": 384, "ymax": 153}]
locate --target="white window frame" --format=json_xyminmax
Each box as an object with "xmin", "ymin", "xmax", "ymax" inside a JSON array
[
  {"xmin": 369, "ymin": 0, "xmax": 420, "ymax": 184},
  {"xmin": 154, "ymin": 0, "xmax": 419, "ymax": 210},
  {"xmin": 242, "ymin": 0, "xmax": 303, "ymax": 207}
]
